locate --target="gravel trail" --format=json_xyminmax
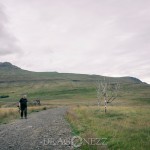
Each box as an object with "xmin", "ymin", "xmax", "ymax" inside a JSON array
[{"xmin": 0, "ymin": 107, "xmax": 73, "ymax": 150}]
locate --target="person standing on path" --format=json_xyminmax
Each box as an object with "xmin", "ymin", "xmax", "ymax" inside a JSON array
[{"xmin": 19, "ymin": 95, "xmax": 28, "ymax": 119}]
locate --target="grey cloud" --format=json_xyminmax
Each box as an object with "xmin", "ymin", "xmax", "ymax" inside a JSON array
[
  {"xmin": 0, "ymin": 0, "xmax": 150, "ymax": 83},
  {"xmin": 0, "ymin": 3, "xmax": 22, "ymax": 56}
]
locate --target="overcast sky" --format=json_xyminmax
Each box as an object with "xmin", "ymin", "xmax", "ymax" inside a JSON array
[{"xmin": 0, "ymin": 0, "xmax": 150, "ymax": 83}]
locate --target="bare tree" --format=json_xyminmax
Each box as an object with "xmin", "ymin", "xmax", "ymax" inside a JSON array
[
  {"xmin": 96, "ymin": 80, "xmax": 105, "ymax": 109},
  {"xmin": 96, "ymin": 80, "xmax": 101, "ymax": 109},
  {"xmin": 96, "ymin": 79, "xmax": 120, "ymax": 113}
]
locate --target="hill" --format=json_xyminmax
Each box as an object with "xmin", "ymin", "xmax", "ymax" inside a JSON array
[
  {"xmin": 0, "ymin": 63, "xmax": 149, "ymax": 150},
  {"xmin": 1, "ymin": 62, "xmax": 149, "ymax": 104},
  {"xmin": 0, "ymin": 62, "xmax": 143, "ymax": 84}
]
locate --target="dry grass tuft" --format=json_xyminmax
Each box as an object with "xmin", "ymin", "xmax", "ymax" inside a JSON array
[{"xmin": 0, "ymin": 105, "xmax": 55, "ymax": 124}]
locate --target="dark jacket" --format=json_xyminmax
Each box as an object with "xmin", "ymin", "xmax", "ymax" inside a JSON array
[{"xmin": 19, "ymin": 98, "xmax": 28, "ymax": 108}]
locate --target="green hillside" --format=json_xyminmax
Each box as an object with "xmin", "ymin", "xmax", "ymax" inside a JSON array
[
  {"xmin": 0, "ymin": 62, "xmax": 143, "ymax": 83},
  {"xmin": 0, "ymin": 62, "xmax": 150, "ymax": 150},
  {"xmin": 0, "ymin": 62, "xmax": 149, "ymax": 105}
]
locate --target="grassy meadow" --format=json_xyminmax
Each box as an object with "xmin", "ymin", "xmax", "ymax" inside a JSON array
[
  {"xmin": 0, "ymin": 106, "xmax": 52, "ymax": 124},
  {"xmin": 66, "ymin": 105, "xmax": 150, "ymax": 150},
  {"xmin": 0, "ymin": 77, "xmax": 150, "ymax": 149}
]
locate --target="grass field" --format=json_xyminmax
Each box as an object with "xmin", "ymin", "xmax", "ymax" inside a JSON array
[
  {"xmin": 0, "ymin": 75, "xmax": 150, "ymax": 149},
  {"xmin": 66, "ymin": 105, "xmax": 150, "ymax": 150},
  {"xmin": 0, "ymin": 106, "xmax": 53, "ymax": 124}
]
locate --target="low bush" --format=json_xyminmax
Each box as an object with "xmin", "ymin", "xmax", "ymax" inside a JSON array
[{"xmin": 0, "ymin": 95, "xmax": 9, "ymax": 98}]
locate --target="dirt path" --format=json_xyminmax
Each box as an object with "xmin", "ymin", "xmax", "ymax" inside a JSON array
[{"xmin": 0, "ymin": 107, "xmax": 73, "ymax": 150}]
